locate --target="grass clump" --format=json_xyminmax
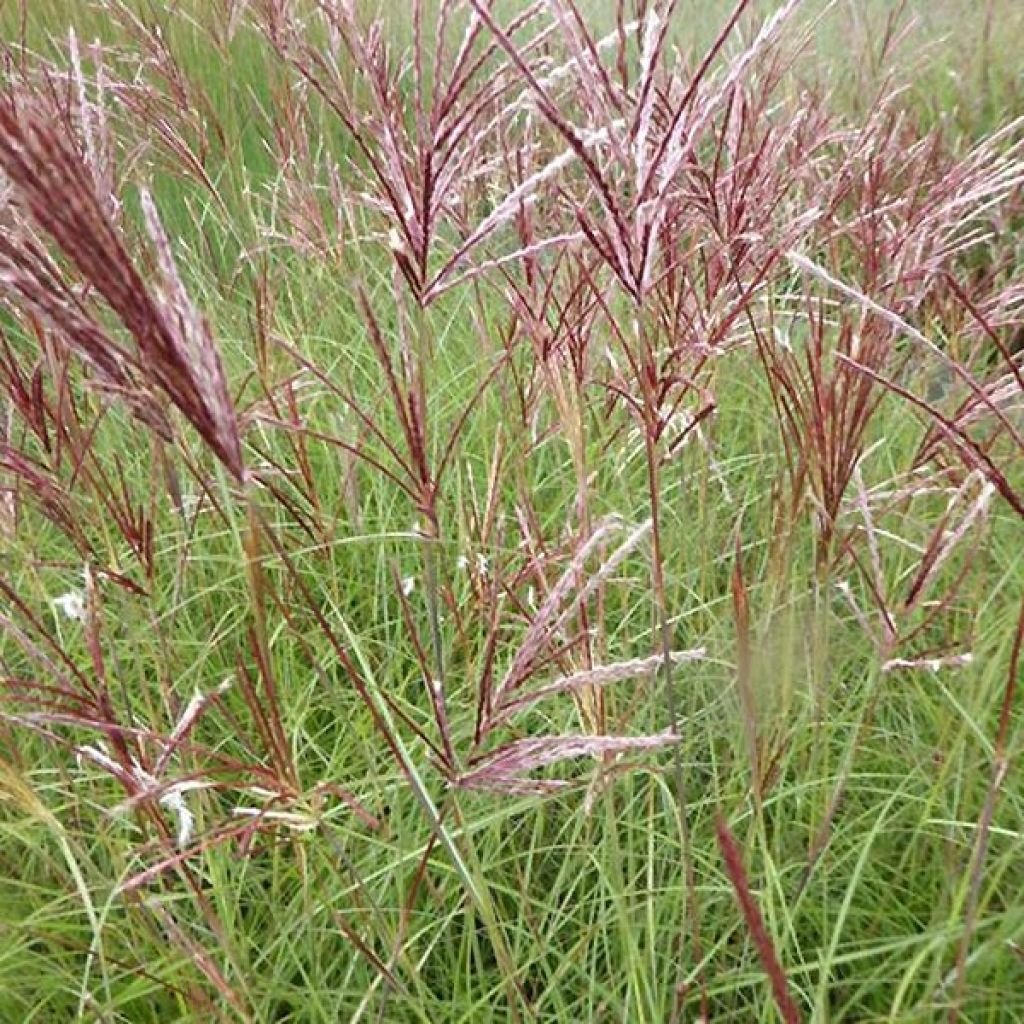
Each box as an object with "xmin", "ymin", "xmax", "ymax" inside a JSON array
[{"xmin": 1, "ymin": 1, "xmax": 1023, "ymax": 1020}]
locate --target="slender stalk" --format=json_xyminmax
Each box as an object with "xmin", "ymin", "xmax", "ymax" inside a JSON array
[
  {"xmin": 422, "ymin": 525, "xmax": 445, "ymax": 685},
  {"xmin": 408, "ymin": 299, "xmax": 446, "ymax": 690},
  {"xmin": 641, "ymin": 371, "xmax": 707, "ymax": 1016},
  {"xmin": 405, "ymin": 298, "xmax": 527, "ymax": 1019}
]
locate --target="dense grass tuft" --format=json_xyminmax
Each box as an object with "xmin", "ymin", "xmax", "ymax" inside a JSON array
[{"xmin": 1, "ymin": 2, "xmax": 1022, "ymax": 1020}]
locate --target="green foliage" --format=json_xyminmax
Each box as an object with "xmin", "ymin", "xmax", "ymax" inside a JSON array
[{"xmin": 1, "ymin": 2, "xmax": 1022, "ymax": 1021}]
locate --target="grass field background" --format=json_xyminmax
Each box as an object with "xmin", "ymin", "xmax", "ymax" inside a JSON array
[{"xmin": 1, "ymin": 2, "xmax": 1022, "ymax": 1021}]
